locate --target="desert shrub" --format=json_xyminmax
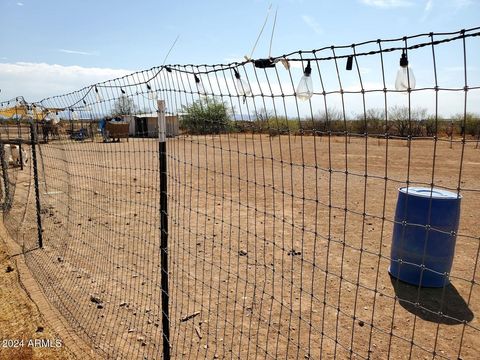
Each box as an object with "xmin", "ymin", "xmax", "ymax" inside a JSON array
[
  {"xmin": 452, "ymin": 113, "xmax": 480, "ymax": 137},
  {"xmin": 253, "ymin": 109, "xmax": 299, "ymax": 135},
  {"xmin": 350, "ymin": 108, "xmax": 386, "ymax": 135},
  {"xmin": 180, "ymin": 97, "xmax": 231, "ymax": 134},
  {"xmin": 389, "ymin": 106, "xmax": 427, "ymax": 137}
]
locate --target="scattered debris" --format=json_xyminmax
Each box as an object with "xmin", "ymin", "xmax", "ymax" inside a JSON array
[
  {"xmin": 194, "ymin": 325, "xmax": 202, "ymax": 339},
  {"xmin": 137, "ymin": 336, "xmax": 147, "ymax": 346},
  {"xmin": 90, "ymin": 294, "xmax": 102, "ymax": 304},
  {"xmin": 180, "ymin": 311, "xmax": 201, "ymax": 323},
  {"xmin": 287, "ymin": 249, "xmax": 301, "ymax": 256}
]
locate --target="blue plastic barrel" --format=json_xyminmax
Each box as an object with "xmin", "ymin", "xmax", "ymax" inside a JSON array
[{"xmin": 389, "ymin": 187, "xmax": 462, "ymax": 287}]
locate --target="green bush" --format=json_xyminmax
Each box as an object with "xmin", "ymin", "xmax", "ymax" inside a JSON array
[
  {"xmin": 253, "ymin": 109, "xmax": 299, "ymax": 135},
  {"xmin": 350, "ymin": 109, "xmax": 386, "ymax": 135},
  {"xmin": 180, "ymin": 98, "xmax": 231, "ymax": 135},
  {"xmin": 453, "ymin": 113, "xmax": 480, "ymax": 137},
  {"xmin": 389, "ymin": 106, "xmax": 427, "ymax": 137}
]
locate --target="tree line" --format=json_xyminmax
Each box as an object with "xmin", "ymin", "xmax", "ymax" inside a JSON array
[{"xmin": 180, "ymin": 98, "xmax": 480, "ymax": 138}]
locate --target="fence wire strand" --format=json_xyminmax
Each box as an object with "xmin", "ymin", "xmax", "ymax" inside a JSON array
[{"xmin": 0, "ymin": 27, "xmax": 480, "ymax": 359}]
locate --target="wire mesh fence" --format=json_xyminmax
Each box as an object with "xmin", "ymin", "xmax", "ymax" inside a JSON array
[{"xmin": 0, "ymin": 27, "xmax": 480, "ymax": 359}]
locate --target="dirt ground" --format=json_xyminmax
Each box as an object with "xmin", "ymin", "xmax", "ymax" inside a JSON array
[
  {"xmin": 2, "ymin": 133, "xmax": 479, "ymax": 359},
  {"xmin": 0, "ymin": 223, "xmax": 74, "ymax": 360}
]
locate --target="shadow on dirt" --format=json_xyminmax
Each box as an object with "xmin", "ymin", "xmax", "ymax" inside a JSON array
[{"xmin": 390, "ymin": 275, "xmax": 474, "ymax": 325}]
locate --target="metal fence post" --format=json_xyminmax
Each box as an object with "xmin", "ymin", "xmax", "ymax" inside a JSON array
[
  {"xmin": 0, "ymin": 141, "xmax": 10, "ymax": 211},
  {"xmin": 157, "ymin": 99, "xmax": 170, "ymax": 359},
  {"xmin": 30, "ymin": 122, "xmax": 43, "ymax": 249}
]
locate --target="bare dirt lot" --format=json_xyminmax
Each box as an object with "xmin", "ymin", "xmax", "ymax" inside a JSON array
[
  {"xmin": 3, "ymin": 133, "xmax": 480, "ymax": 359},
  {"xmin": 0, "ymin": 223, "xmax": 74, "ymax": 360}
]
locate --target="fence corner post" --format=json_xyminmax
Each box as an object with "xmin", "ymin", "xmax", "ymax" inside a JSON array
[{"xmin": 157, "ymin": 99, "xmax": 170, "ymax": 359}]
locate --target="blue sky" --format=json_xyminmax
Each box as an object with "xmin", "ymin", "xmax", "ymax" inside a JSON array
[{"xmin": 0, "ymin": 0, "xmax": 479, "ymax": 115}]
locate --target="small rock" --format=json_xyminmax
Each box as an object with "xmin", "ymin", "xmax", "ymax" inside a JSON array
[
  {"xmin": 128, "ymin": 328, "xmax": 135, "ymax": 333},
  {"xmin": 358, "ymin": 320, "xmax": 365, "ymax": 327},
  {"xmin": 6, "ymin": 265, "xmax": 14, "ymax": 273},
  {"xmin": 57, "ymin": 257, "xmax": 64, "ymax": 262},
  {"xmin": 238, "ymin": 250, "xmax": 248, "ymax": 256},
  {"xmin": 137, "ymin": 336, "xmax": 147, "ymax": 346},
  {"xmin": 287, "ymin": 249, "xmax": 302, "ymax": 256},
  {"xmin": 90, "ymin": 294, "xmax": 102, "ymax": 304},
  {"xmin": 119, "ymin": 302, "xmax": 128, "ymax": 307},
  {"xmin": 97, "ymin": 304, "xmax": 104, "ymax": 309},
  {"xmin": 36, "ymin": 326, "xmax": 44, "ymax": 333}
]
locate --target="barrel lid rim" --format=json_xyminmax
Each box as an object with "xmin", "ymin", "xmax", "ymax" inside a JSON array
[{"xmin": 399, "ymin": 186, "xmax": 462, "ymax": 199}]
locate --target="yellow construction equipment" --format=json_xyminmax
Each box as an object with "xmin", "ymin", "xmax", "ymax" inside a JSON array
[{"xmin": 0, "ymin": 103, "xmax": 62, "ymax": 121}]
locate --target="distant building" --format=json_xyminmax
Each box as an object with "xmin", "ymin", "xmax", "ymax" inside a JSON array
[{"xmin": 122, "ymin": 114, "xmax": 179, "ymax": 137}]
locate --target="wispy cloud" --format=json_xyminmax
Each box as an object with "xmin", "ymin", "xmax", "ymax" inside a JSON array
[
  {"xmin": 424, "ymin": 0, "xmax": 433, "ymax": 12},
  {"xmin": 420, "ymin": 0, "xmax": 433, "ymax": 22},
  {"xmin": 58, "ymin": 49, "xmax": 98, "ymax": 56},
  {"xmin": 17, "ymin": 2, "xmax": 24, "ymax": 6},
  {"xmin": 360, "ymin": 0, "xmax": 413, "ymax": 8},
  {"xmin": 301, "ymin": 15, "xmax": 323, "ymax": 35},
  {"xmin": 0, "ymin": 62, "xmax": 131, "ymax": 101}
]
